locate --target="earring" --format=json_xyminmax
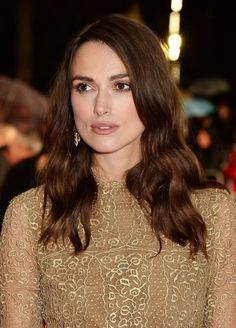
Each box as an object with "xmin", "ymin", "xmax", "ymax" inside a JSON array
[{"xmin": 74, "ymin": 130, "xmax": 80, "ymax": 147}]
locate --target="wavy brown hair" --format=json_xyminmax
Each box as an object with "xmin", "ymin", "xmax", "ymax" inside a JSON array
[{"xmin": 41, "ymin": 14, "xmax": 220, "ymax": 257}]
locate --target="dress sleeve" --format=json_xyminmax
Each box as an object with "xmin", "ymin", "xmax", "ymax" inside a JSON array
[
  {"xmin": 204, "ymin": 191, "xmax": 236, "ymax": 327},
  {"xmin": 0, "ymin": 194, "xmax": 43, "ymax": 327}
]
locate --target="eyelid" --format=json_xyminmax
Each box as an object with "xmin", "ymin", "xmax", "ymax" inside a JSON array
[
  {"xmin": 114, "ymin": 79, "xmax": 130, "ymax": 84},
  {"xmin": 73, "ymin": 81, "xmax": 93, "ymax": 92},
  {"xmin": 73, "ymin": 81, "xmax": 92, "ymax": 87},
  {"xmin": 114, "ymin": 80, "xmax": 131, "ymax": 90}
]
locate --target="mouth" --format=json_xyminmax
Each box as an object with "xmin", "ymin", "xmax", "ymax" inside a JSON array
[{"xmin": 91, "ymin": 122, "xmax": 119, "ymax": 135}]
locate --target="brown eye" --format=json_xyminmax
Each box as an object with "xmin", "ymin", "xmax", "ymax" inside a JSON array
[
  {"xmin": 115, "ymin": 82, "xmax": 131, "ymax": 91},
  {"xmin": 75, "ymin": 83, "xmax": 92, "ymax": 93}
]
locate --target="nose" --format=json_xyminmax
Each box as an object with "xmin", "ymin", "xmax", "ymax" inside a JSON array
[{"xmin": 94, "ymin": 89, "xmax": 111, "ymax": 116}]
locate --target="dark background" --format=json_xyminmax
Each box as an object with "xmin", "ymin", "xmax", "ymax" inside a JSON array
[{"xmin": 1, "ymin": 0, "xmax": 236, "ymax": 97}]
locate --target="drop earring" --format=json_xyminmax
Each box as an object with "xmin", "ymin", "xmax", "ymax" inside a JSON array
[{"xmin": 74, "ymin": 129, "xmax": 80, "ymax": 147}]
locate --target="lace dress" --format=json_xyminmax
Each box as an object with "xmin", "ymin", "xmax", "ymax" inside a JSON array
[{"xmin": 0, "ymin": 183, "xmax": 235, "ymax": 327}]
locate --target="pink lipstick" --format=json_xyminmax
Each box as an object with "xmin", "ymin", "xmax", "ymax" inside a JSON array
[{"xmin": 91, "ymin": 122, "xmax": 119, "ymax": 135}]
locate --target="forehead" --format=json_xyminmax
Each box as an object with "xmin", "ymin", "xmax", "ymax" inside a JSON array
[{"xmin": 70, "ymin": 41, "xmax": 127, "ymax": 75}]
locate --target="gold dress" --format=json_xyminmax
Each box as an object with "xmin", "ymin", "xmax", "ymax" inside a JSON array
[{"xmin": 0, "ymin": 182, "xmax": 235, "ymax": 328}]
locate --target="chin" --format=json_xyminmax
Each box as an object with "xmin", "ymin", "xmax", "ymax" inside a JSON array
[
  {"xmin": 86, "ymin": 140, "xmax": 119, "ymax": 154},
  {"xmin": 93, "ymin": 147, "xmax": 120, "ymax": 154}
]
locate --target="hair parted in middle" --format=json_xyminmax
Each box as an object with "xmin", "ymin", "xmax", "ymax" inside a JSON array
[{"xmin": 41, "ymin": 14, "xmax": 209, "ymax": 258}]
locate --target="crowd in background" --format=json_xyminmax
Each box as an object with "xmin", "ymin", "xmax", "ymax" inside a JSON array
[
  {"xmin": 1, "ymin": 75, "xmax": 236, "ymax": 231},
  {"xmin": 185, "ymin": 91, "xmax": 236, "ymax": 193},
  {"xmin": 0, "ymin": 76, "xmax": 48, "ymax": 228}
]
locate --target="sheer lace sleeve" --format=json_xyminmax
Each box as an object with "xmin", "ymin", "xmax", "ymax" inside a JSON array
[
  {"xmin": 0, "ymin": 191, "xmax": 43, "ymax": 327},
  {"xmin": 204, "ymin": 191, "xmax": 236, "ymax": 327}
]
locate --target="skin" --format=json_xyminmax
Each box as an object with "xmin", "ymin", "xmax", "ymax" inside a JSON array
[{"xmin": 70, "ymin": 41, "xmax": 145, "ymax": 181}]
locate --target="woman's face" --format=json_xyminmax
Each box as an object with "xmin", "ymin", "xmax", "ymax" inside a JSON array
[{"xmin": 70, "ymin": 41, "xmax": 144, "ymax": 160}]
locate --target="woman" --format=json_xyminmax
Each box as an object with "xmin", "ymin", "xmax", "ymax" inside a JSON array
[{"xmin": 0, "ymin": 14, "xmax": 235, "ymax": 328}]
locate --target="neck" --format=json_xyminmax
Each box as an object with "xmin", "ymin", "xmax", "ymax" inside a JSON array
[{"xmin": 92, "ymin": 151, "xmax": 141, "ymax": 182}]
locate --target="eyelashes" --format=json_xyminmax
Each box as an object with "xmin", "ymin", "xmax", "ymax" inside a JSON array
[
  {"xmin": 114, "ymin": 82, "xmax": 131, "ymax": 91},
  {"xmin": 73, "ymin": 81, "xmax": 132, "ymax": 94},
  {"xmin": 74, "ymin": 83, "xmax": 92, "ymax": 93}
]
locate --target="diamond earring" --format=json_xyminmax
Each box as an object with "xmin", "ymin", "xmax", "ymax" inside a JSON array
[{"xmin": 74, "ymin": 130, "xmax": 80, "ymax": 147}]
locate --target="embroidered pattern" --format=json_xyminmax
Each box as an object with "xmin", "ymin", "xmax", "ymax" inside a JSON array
[{"xmin": 0, "ymin": 184, "xmax": 235, "ymax": 327}]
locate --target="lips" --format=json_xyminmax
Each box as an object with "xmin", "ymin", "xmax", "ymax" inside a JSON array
[{"xmin": 91, "ymin": 121, "xmax": 119, "ymax": 135}]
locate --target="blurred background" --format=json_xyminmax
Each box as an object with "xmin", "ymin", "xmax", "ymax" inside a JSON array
[
  {"xmin": 1, "ymin": 0, "xmax": 236, "ymax": 225},
  {"xmin": 1, "ymin": 0, "xmax": 236, "ymax": 93}
]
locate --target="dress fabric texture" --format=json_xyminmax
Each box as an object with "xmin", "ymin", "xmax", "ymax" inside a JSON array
[{"xmin": 0, "ymin": 182, "xmax": 235, "ymax": 328}]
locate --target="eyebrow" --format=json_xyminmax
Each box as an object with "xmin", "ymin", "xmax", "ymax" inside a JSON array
[{"xmin": 71, "ymin": 73, "xmax": 129, "ymax": 83}]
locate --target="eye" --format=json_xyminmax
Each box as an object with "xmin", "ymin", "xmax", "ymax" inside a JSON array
[
  {"xmin": 74, "ymin": 83, "xmax": 92, "ymax": 93},
  {"xmin": 115, "ymin": 82, "xmax": 131, "ymax": 91}
]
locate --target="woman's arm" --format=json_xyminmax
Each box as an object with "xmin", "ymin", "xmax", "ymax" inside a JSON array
[
  {"xmin": 0, "ymin": 193, "xmax": 43, "ymax": 327},
  {"xmin": 204, "ymin": 191, "xmax": 236, "ymax": 327}
]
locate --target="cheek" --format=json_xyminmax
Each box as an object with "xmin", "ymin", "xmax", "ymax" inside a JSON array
[
  {"xmin": 71, "ymin": 97, "xmax": 90, "ymax": 121},
  {"xmin": 125, "ymin": 102, "xmax": 143, "ymax": 125}
]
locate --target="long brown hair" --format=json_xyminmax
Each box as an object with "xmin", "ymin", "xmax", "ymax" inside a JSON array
[{"xmin": 41, "ymin": 14, "xmax": 214, "ymax": 257}]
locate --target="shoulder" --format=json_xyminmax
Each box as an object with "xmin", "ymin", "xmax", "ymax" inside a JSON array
[
  {"xmin": 1, "ymin": 185, "xmax": 45, "ymax": 236},
  {"xmin": 8, "ymin": 185, "xmax": 45, "ymax": 210},
  {"xmin": 191, "ymin": 187, "xmax": 235, "ymax": 218},
  {"xmin": 191, "ymin": 187, "xmax": 236, "ymax": 223},
  {"xmin": 191, "ymin": 187, "xmax": 236, "ymax": 250}
]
